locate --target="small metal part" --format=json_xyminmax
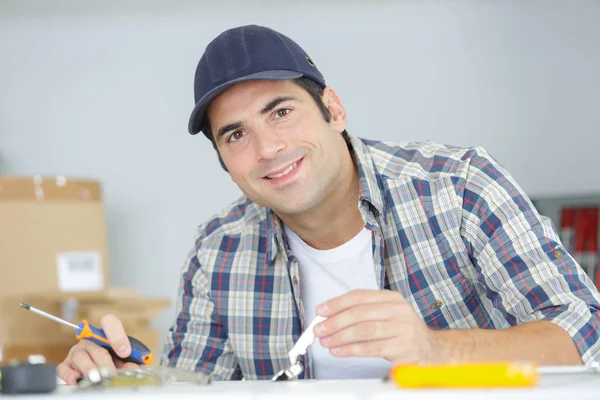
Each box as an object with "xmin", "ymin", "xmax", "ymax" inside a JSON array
[
  {"xmin": 380, "ymin": 371, "xmax": 391, "ymax": 382},
  {"xmin": 27, "ymin": 355, "xmax": 47, "ymax": 365},
  {"xmin": 87, "ymin": 368, "xmax": 106, "ymax": 384},
  {"xmin": 77, "ymin": 366, "xmax": 115, "ymax": 389},
  {"xmin": 272, "ymin": 363, "xmax": 304, "ymax": 381}
]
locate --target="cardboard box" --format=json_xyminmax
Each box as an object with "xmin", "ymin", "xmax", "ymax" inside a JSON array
[
  {"xmin": 58, "ymin": 290, "xmax": 171, "ymax": 333},
  {"xmin": 0, "ymin": 176, "xmax": 110, "ymax": 299},
  {"xmin": 0, "ymin": 298, "xmax": 75, "ymax": 347}
]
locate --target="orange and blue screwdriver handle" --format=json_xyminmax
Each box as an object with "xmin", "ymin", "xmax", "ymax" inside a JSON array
[{"xmin": 75, "ymin": 320, "xmax": 153, "ymax": 365}]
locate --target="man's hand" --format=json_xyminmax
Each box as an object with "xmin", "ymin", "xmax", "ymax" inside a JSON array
[
  {"xmin": 56, "ymin": 314, "xmax": 138, "ymax": 385},
  {"xmin": 313, "ymin": 289, "xmax": 434, "ymax": 364}
]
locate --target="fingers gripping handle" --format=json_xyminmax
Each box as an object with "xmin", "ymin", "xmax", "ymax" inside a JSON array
[{"xmin": 75, "ymin": 320, "xmax": 154, "ymax": 365}]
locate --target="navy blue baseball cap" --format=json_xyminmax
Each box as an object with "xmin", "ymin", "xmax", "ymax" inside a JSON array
[{"xmin": 187, "ymin": 25, "xmax": 326, "ymax": 137}]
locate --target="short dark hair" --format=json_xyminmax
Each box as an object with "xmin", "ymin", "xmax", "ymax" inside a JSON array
[{"xmin": 205, "ymin": 77, "xmax": 350, "ymax": 172}]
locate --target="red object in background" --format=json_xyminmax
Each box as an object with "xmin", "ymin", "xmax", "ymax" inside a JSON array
[
  {"xmin": 560, "ymin": 207, "xmax": 576, "ymax": 253},
  {"xmin": 582, "ymin": 208, "xmax": 599, "ymax": 279},
  {"xmin": 587, "ymin": 208, "xmax": 600, "ymax": 288},
  {"xmin": 562, "ymin": 206, "xmax": 600, "ymax": 284},
  {"xmin": 572, "ymin": 208, "xmax": 587, "ymax": 273}
]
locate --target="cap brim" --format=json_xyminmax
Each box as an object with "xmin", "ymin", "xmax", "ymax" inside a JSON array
[{"xmin": 188, "ymin": 70, "xmax": 304, "ymax": 135}]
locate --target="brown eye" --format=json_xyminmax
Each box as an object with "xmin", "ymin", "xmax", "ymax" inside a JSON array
[
  {"xmin": 275, "ymin": 108, "xmax": 290, "ymax": 118},
  {"xmin": 228, "ymin": 131, "xmax": 245, "ymax": 142}
]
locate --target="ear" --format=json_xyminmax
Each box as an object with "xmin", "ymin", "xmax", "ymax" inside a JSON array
[{"xmin": 322, "ymin": 87, "xmax": 347, "ymax": 133}]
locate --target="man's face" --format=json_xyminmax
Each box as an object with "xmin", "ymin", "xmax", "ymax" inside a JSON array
[{"xmin": 207, "ymin": 79, "xmax": 348, "ymax": 216}]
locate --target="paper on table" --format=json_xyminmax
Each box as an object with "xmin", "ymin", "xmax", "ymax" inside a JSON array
[{"xmin": 56, "ymin": 251, "xmax": 104, "ymax": 292}]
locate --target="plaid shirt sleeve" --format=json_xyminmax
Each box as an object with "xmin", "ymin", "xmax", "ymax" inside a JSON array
[
  {"xmin": 457, "ymin": 146, "xmax": 600, "ymax": 364},
  {"xmin": 161, "ymin": 244, "xmax": 242, "ymax": 380}
]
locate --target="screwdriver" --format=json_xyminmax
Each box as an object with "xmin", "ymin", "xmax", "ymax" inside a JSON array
[{"xmin": 19, "ymin": 303, "xmax": 153, "ymax": 365}]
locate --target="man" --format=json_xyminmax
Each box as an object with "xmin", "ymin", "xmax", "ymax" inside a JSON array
[{"xmin": 57, "ymin": 25, "xmax": 600, "ymax": 384}]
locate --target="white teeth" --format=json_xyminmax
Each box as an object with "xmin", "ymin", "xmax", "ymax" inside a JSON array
[{"xmin": 267, "ymin": 162, "xmax": 298, "ymax": 179}]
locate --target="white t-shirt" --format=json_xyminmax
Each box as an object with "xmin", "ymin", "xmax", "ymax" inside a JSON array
[{"xmin": 284, "ymin": 225, "xmax": 392, "ymax": 379}]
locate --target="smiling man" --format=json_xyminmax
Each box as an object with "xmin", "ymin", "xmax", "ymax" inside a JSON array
[{"xmin": 57, "ymin": 24, "xmax": 600, "ymax": 384}]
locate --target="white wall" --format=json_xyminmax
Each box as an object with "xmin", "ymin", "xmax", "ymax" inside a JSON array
[{"xmin": 2, "ymin": 0, "xmax": 599, "ymax": 345}]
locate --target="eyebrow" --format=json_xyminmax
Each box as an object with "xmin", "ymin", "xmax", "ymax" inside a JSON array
[
  {"xmin": 260, "ymin": 96, "xmax": 298, "ymax": 115},
  {"xmin": 215, "ymin": 96, "xmax": 299, "ymax": 141},
  {"xmin": 216, "ymin": 121, "xmax": 243, "ymax": 141}
]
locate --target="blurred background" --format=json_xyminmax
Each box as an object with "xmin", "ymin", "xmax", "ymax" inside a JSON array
[{"xmin": 1, "ymin": 0, "xmax": 599, "ymax": 363}]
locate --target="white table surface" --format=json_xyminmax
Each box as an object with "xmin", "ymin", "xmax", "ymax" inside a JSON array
[{"xmin": 21, "ymin": 375, "xmax": 600, "ymax": 399}]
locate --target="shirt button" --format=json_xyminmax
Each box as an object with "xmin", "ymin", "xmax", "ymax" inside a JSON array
[
  {"xmin": 433, "ymin": 300, "xmax": 443, "ymax": 309},
  {"xmin": 554, "ymin": 250, "xmax": 564, "ymax": 259},
  {"xmin": 292, "ymin": 276, "xmax": 298, "ymax": 285}
]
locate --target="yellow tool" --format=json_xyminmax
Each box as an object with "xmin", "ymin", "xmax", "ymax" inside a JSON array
[{"xmin": 388, "ymin": 362, "xmax": 539, "ymax": 388}]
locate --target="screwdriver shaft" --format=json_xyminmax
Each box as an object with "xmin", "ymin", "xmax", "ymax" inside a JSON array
[{"xmin": 19, "ymin": 303, "xmax": 79, "ymax": 330}]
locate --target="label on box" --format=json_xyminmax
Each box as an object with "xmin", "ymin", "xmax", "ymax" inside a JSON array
[{"xmin": 56, "ymin": 251, "xmax": 104, "ymax": 292}]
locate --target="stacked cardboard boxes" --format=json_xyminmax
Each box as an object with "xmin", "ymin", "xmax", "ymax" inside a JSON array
[{"xmin": 0, "ymin": 176, "xmax": 170, "ymax": 365}]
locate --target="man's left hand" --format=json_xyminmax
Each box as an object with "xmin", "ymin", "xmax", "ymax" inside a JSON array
[{"xmin": 313, "ymin": 289, "xmax": 435, "ymax": 364}]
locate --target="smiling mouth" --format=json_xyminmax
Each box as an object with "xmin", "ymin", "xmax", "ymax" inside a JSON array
[{"xmin": 264, "ymin": 159, "xmax": 302, "ymax": 180}]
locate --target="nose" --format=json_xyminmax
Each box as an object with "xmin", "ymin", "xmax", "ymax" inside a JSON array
[{"xmin": 255, "ymin": 128, "xmax": 286, "ymax": 160}]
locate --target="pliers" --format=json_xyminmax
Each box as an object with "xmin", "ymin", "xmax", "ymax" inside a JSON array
[{"xmin": 272, "ymin": 315, "xmax": 326, "ymax": 381}]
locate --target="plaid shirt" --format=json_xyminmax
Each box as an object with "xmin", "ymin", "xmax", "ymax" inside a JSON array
[{"xmin": 162, "ymin": 134, "xmax": 600, "ymax": 380}]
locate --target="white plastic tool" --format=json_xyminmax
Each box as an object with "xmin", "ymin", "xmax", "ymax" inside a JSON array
[{"xmin": 272, "ymin": 315, "xmax": 326, "ymax": 381}]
